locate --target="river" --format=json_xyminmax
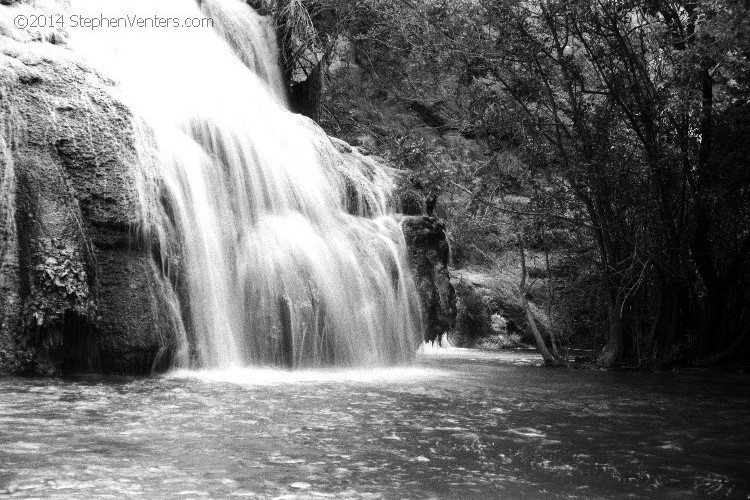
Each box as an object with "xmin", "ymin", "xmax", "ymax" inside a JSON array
[{"xmin": 1, "ymin": 349, "xmax": 748, "ymax": 499}]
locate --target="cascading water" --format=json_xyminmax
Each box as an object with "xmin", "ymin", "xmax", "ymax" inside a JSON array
[
  {"xmin": 68, "ymin": 0, "xmax": 422, "ymax": 369},
  {"xmin": 199, "ymin": 0, "xmax": 288, "ymax": 107}
]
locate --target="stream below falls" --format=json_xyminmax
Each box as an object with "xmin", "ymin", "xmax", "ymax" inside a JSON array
[{"xmin": 1, "ymin": 349, "xmax": 749, "ymax": 499}]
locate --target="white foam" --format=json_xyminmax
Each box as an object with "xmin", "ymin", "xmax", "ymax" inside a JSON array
[{"xmin": 166, "ymin": 366, "xmax": 440, "ymax": 386}]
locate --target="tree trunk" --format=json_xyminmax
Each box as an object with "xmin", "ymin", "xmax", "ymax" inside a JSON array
[
  {"xmin": 544, "ymin": 243, "xmax": 563, "ymax": 361},
  {"xmin": 596, "ymin": 291, "xmax": 624, "ymax": 368},
  {"xmin": 517, "ymin": 234, "xmax": 558, "ymax": 365}
]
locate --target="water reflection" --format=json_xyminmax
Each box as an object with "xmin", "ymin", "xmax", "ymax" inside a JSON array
[{"xmin": 1, "ymin": 349, "xmax": 748, "ymax": 499}]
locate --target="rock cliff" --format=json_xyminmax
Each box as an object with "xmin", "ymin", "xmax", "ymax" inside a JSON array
[{"xmin": 0, "ymin": 33, "xmax": 174, "ymax": 375}]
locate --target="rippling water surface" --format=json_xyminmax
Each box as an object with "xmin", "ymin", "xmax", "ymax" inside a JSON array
[{"xmin": 1, "ymin": 349, "xmax": 749, "ymax": 499}]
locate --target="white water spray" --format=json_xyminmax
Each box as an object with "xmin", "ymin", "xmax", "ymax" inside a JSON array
[{"xmin": 68, "ymin": 0, "xmax": 421, "ymax": 369}]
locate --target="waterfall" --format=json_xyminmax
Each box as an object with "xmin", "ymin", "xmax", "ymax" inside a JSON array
[
  {"xmin": 68, "ymin": 0, "xmax": 421, "ymax": 369},
  {"xmin": 199, "ymin": 0, "xmax": 288, "ymax": 107}
]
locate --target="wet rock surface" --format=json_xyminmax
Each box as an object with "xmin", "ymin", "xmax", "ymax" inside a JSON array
[
  {"xmin": 0, "ymin": 36, "xmax": 173, "ymax": 374},
  {"xmin": 401, "ymin": 216, "xmax": 456, "ymax": 342}
]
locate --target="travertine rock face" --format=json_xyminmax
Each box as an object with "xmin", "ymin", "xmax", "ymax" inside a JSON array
[
  {"xmin": 0, "ymin": 36, "xmax": 174, "ymax": 375},
  {"xmin": 401, "ymin": 216, "xmax": 456, "ymax": 342}
]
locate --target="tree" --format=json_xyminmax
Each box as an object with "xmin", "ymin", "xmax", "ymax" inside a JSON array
[{"xmin": 448, "ymin": 0, "xmax": 750, "ymax": 366}]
